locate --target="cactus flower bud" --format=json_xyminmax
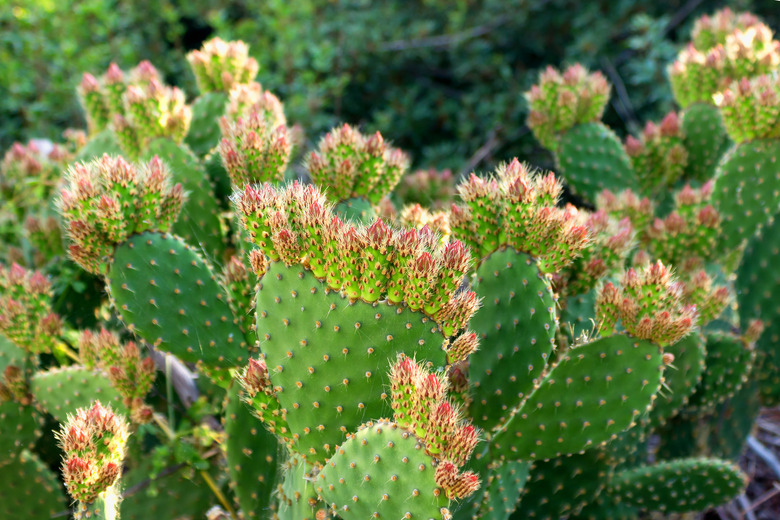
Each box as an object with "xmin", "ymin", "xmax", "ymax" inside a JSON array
[{"xmin": 57, "ymin": 402, "xmax": 129, "ymax": 505}]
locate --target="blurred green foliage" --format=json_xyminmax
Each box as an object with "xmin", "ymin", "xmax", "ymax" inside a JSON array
[{"xmin": 3, "ymin": 0, "xmax": 778, "ymax": 171}]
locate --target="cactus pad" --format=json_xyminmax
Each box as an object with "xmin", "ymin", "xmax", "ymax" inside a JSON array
[
  {"xmin": 334, "ymin": 197, "xmax": 376, "ymax": 224},
  {"xmin": 144, "ymin": 138, "xmax": 226, "ymax": 260},
  {"xmin": 736, "ymin": 212, "xmax": 780, "ymax": 405},
  {"xmin": 464, "ymin": 460, "xmax": 530, "ymax": 519},
  {"xmin": 686, "ymin": 332, "xmax": 754, "ymax": 413},
  {"xmin": 648, "ymin": 333, "xmax": 705, "ymax": 426},
  {"xmin": 274, "ymin": 455, "xmax": 328, "ymax": 520},
  {"xmin": 0, "ymin": 449, "xmax": 67, "ymax": 518},
  {"xmin": 0, "ymin": 401, "xmax": 41, "ymax": 460},
  {"xmin": 224, "ymin": 384, "xmax": 279, "ymax": 518},
  {"xmin": 469, "ymin": 249, "xmax": 557, "ymax": 431},
  {"xmin": 75, "ymin": 129, "xmax": 124, "ymax": 161},
  {"xmin": 712, "ymin": 140, "xmax": 780, "ymax": 252},
  {"xmin": 30, "ymin": 365, "xmax": 126, "ymax": 422},
  {"xmin": 491, "ymin": 335, "xmax": 664, "ymax": 460},
  {"xmin": 609, "ymin": 458, "xmax": 747, "ymax": 513},
  {"xmin": 108, "ymin": 232, "xmax": 250, "ymax": 368},
  {"xmin": 556, "ymin": 122, "xmax": 638, "ymax": 202},
  {"xmin": 513, "ymin": 450, "xmax": 611, "ymax": 519},
  {"xmin": 0, "ymin": 335, "xmax": 25, "ymax": 374},
  {"xmin": 681, "ymin": 103, "xmax": 730, "ymax": 182},
  {"xmin": 186, "ymin": 92, "xmax": 228, "ymax": 157},
  {"xmin": 256, "ymin": 260, "xmax": 447, "ymax": 463},
  {"xmin": 706, "ymin": 380, "xmax": 761, "ymax": 460},
  {"xmin": 562, "ymin": 290, "xmax": 598, "ymax": 342},
  {"xmin": 316, "ymin": 419, "xmax": 452, "ymax": 520}
]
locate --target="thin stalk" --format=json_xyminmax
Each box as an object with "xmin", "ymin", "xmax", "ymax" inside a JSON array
[{"xmin": 200, "ymin": 470, "xmax": 238, "ymax": 520}]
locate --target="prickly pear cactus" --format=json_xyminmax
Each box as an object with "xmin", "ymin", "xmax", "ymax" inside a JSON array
[
  {"xmin": 526, "ymin": 65, "xmax": 638, "ymax": 200},
  {"xmin": 1, "ymin": 12, "xmax": 778, "ymax": 520}
]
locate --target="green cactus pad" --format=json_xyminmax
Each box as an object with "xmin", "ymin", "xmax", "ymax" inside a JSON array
[
  {"xmin": 464, "ymin": 460, "xmax": 530, "ymax": 519},
  {"xmin": 316, "ymin": 419, "xmax": 452, "ymax": 520},
  {"xmin": 256, "ymin": 260, "xmax": 447, "ymax": 463},
  {"xmin": 0, "ymin": 449, "xmax": 67, "ymax": 518},
  {"xmin": 681, "ymin": 103, "xmax": 730, "ymax": 182},
  {"xmin": 275, "ymin": 455, "xmax": 328, "ymax": 520},
  {"xmin": 0, "ymin": 334, "xmax": 26, "ymax": 374},
  {"xmin": 556, "ymin": 122, "xmax": 638, "ymax": 202},
  {"xmin": 224, "ymin": 384, "xmax": 279, "ymax": 518},
  {"xmin": 648, "ymin": 333, "xmax": 705, "ymax": 426},
  {"xmin": 604, "ymin": 420, "xmax": 648, "ymax": 471},
  {"xmin": 491, "ymin": 335, "xmax": 664, "ymax": 461},
  {"xmin": 469, "ymin": 249, "xmax": 557, "ymax": 432},
  {"xmin": 713, "ymin": 140, "xmax": 780, "ymax": 253},
  {"xmin": 686, "ymin": 332, "xmax": 754, "ymax": 413},
  {"xmin": 571, "ymin": 493, "xmax": 639, "ymax": 520},
  {"xmin": 706, "ymin": 380, "xmax": 761, "ymax": 460},
  {"xmin": 334, "ymin": 196, "xmax": 376, "ymax": 224},
  {"xmin": 654, "ymin": 414, "xmax": 699, "ymax": 461},
  {"xmin": 204, "ymin": 150, "xmax": 232, "ymax": 208},
  {"xmin": 562, "ymin": 290, "xmax": 598, "ymax": 343},
  {"xmin": 186, "ymin": 92, "xmax": 228, "ymax": 157},
  {"xmin": 121, "ymin": 465, "xmax": 214, "ymax": 520},
  {"xmin": 75, "ymin": 129, "xmax": 124, "ymax": 161},
  {"xmin": 108, "ymin": 232, "xmax": 251, "ymax": 368},
  {"xmin": 512, "ymin": 450, "xmax": 611, "ymax": 519},
  {"xmin": 736, "ymin": 213, "xmax": 780, "ymax": 405},
  {"xmin": 144, "ymin": 138, "xmax": 226, "ymax": 261},
  {"xmin": 30, "ymin": 365, "xmax": 126, "ymax": 422},
  {"xmin": 0, "ymin": 401, "xmax": 42, "ymax": 461},
  {"xmin": 609, "ymin": 458, "xmax": 747, "ymax": 513}
]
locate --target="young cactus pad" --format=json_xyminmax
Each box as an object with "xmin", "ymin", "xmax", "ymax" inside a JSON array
[{"xmin": 237, "ymin": 182, "xmax": 477, "ymax": 464}]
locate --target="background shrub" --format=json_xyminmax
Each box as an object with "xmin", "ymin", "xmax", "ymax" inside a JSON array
[{"xmin": 3, "ymin": 0, "xmax": 779, "ymax": 172}]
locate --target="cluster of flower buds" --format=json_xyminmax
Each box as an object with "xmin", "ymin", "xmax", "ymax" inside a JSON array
[
  {"xmin": 57, "ymin": 155, "xmax": 184, "ymax": 274},
  {"xmin": 24, "ymin": 215, "xmax": 64, "ymax": 266},
  {"xmin": 0, "ymin": 365, "xmax": 31, "ymax": 405},
  {"xmin": 714, "ymin": 74, "xmax": 780, "ymax": 142},
  {"xmin": 624, "ymin": 112, "xmax": 688, "ymax": 194},
  {"xmin": 187, "ymin": 37, "xmax": 259, "ymax": 93},
  {"xmin": 389, "ymin": 356, "xmax": 480, "ymax": 500},
  {"xmin": 691, "ymin": 8, "xmax": 762, "ymax": 51},
  {"xmin": 395, "ymin": 167, "xmax": 457, "ymax": 209},
  {"xmin": 221, "ymin": 256, "xmax": 258, "ymax": 341},
  {"xmin": 219, "ymin": 109, "xmax": 292, "ymax": 187},
  {"xmin": 645, "ymin": 182, "xmax": 720, "ymax": 270},
  {"xmin": 0, "ymin": 263, "xmax": 62, "ymax": 354},
  {"xmin": 239, "ymin": 357, "xmax": 273, "ymax": 399},
  {"xmin": 56, "ymin": 401, "xmax": 129, "ymax": 504},
  {"xmin": 743, "ymin": 319, "xmax": 766, "ymax": 345},
  {"xmin": 449, "ymin": 159, "xmax": 589, "ymax": 272},
  {"xmin": 556, "ymin": 210, "xmax": 634, "ymax": 296},
  {"xmin": 669, "ymin": 9, "xmax": 780, "ymax": 108},
  {"xmin": 307, "ymin": 124, "xmax": 410, "ymax": 205},
  {"xmin": 238, "ymin": 357, "xmax": 290, "ymax": 439},
  {"xmin": 597, "ymin": 188, "xmax": 654, "ymax": 234},
  {"xmin": 223, "ymin": 82, "xmax": 287, "ymax": 129},
  {"xmin": 596, "ymin": 261, "xmax": 697, "ymax": 347},
  {"xmin": 525, "ymin": 64, "xmax": 611, "ymax": 150},
  {"xmin": 679, "ymin": 270, "xmax": 730, "ymax": 326},
  {"xmin": 1, "ymin": 140, "xmax": 69, "ymax": 206},
  {"xmin": 79, "ymin": 329, "xmax": 156, "ymax": 424},
  {"xmin": 79, "ymin": 61, "xmax": 191, "ymax": 154},
  {"xmin": 399, "ymin": 203, "xmax": 451, "ymax": 236},
  {"xmin": 234, "ymin": 182, "xmax": 477, "ymax": 335}
]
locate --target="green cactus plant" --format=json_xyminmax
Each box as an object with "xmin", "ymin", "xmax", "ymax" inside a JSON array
[{"xmin": 0, "ymin": 9, "xmax": 779, "ymax": 519}]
